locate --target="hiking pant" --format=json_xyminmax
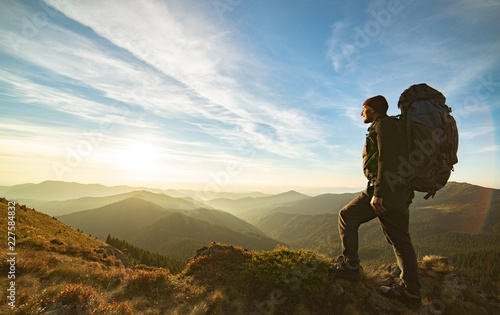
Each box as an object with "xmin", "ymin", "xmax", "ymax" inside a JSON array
[{"xmin": 338, "ymin": 188, "xmax": 421, "ymax": 296}]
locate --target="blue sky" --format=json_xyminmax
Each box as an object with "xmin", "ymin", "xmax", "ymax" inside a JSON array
[{"xmin": 0, "ymin": 0, "xmax": 499, "ymax": 194}]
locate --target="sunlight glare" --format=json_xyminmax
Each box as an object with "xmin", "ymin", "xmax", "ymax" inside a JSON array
[{"xmin": 118, "ymin": 141, "xmax": 160, "ymax": 173}]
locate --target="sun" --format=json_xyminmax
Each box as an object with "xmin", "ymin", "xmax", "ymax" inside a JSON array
[{"xmin": 117, "ymin": 141, "xmax": 160, "ymax": 173}]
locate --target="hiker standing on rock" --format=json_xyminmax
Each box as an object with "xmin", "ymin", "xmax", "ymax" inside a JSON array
[{"xmin": 329, "ymin": 95, "xmax": 422, "ymax": 310}]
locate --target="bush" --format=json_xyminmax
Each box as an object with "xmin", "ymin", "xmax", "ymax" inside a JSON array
[
  {"xmin": 123, "ymin": 269, "xmax": 173, "ymax": 296},
  {"xmin": 243, "ymin": 246, "xmax": 330, "ymax": 298},
  {"xmin": 184, "ymin": 243, "xmax": 251, "ymax": 288}
]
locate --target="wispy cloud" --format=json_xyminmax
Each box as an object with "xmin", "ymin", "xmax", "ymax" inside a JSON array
[
  {"xmin": 326, "ymin": 20, "xmax": 356, "ymax": 73},
  {"xmin": 459, "ymin": 125, "xmax": 495, "ymax": 140},
  {"xmin": 477, "ymin": 145, "xmax": 500, "ymax": 153},
  {"xmin": 0, "ymin": 120, "xmax": 69, "ymax": 159},
  {"xmin": 1, "ymin": 0, "xmax": 497, "ymax": 189},
  {"xmin": 325, "ymin": 0, "xmax": 500, "ymax": 104},
  {"xmin": 0, "ymin": 70, "xmax": 155, "ymax": 130},
  {"xmin": 1, "ymin": 0, "xmax": 327, "ymax": 159}
]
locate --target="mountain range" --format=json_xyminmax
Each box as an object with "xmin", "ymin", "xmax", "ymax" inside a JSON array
[
  {"xmin": 17, "ymin": 190, "xmax": 208, "ymax": 217},
  {"xmin": 0, "ymin": 180, "xmax": 269, "ymax": 202},
  {"xmin": 252, "ymin": 182, "xmax": 500, "ymax": 260},
  {"xmin": 57, "ymin": 197, "xmax": 277, "ymax": 261},
  {"xmin": 1, "ymin": 197, "xmax": 498, "ymax": 314},
  {"xmin": 1, "ymin": 180, "xmax": 499, "ymax": 298},
  {"xmin": 204, "ymin": 190, "xmax": 310, "ymax": 219}
]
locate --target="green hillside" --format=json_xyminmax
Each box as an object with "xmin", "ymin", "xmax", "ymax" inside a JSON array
[
  {"xmin": 58, "ymin": 197, "xmax": 171, "ymax": 240},
  {"xmin": 105, "ymin": 235, "xmax": 185, "ymax": 273},
  {"xmin": 413, "ymin": 181, "xmax": 494, "ymax": 208},
  {"xmin": 264, "ymin": 192, "xmax": 358, "ymax": 215},
  {"xmin": 242, "ymin": 192, "xmax": 358, "ymax": 223},
  {"xmin": 0, "ymin": 198, "xmax": 108, "ymax": 251},
  {"xmin": 58, "ymin": 198, "xmax": 281, "ymax": 261},
  {"xmin": 179, "ymin": 208, "xmax": 266, "ymax": 236},
  {"xmin": 132, "ymin": 212, "xmax": 281, "ymax": 261},
  {"xmin": 255, "ymin": 212, "xmax": 337, "ymax": 249}
]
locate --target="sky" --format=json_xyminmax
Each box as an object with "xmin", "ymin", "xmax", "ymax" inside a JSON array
[{"xmin": 0, "ymin": 0, "xmax": 499, "ymax": 194}]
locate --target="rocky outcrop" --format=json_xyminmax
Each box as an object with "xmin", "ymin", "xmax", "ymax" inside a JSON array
[
  {"xmin": 366, "ymin": 255, "xmax": 500, "ymax": 314},
  {"xmin": 189, "ymin": 241, "xmax": 250, "ymax": 262},
  {"xmin": 97, "ymin": 245, "xmax": 133, "ymax": 268}
]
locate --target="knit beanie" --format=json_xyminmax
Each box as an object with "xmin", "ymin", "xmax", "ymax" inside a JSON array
[{"xmin": 363, "ymin": 95, "xmax": 388, "ymax": 114}]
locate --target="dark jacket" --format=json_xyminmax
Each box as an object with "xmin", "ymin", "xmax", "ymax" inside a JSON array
[{"xmin": 363, "ymin": 115, "xmax": 412, "ymax": 206}]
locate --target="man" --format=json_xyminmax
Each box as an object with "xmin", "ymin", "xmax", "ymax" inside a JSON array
[{"xmin": 329, "ymin": 95, "xmax": 422, "ymax": 309}]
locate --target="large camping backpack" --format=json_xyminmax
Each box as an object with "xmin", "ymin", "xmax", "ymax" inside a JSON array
[{"xmin": 397, "ymin": 83, "xmax": 459, "ymax": 199}]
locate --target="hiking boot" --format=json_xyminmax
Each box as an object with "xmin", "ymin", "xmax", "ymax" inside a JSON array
[
  {"xmin": 378, "ymin": 285, "xmax": 422, "ymax": 310},
  {"xmin": 328, "ymin": 256, "xmax": 362, "ymax": 281}
]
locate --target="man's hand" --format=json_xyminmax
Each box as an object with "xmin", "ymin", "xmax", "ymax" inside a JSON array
[{"xmin": 370, "ymin": 196, "xmax": 386, "ymax": 215}]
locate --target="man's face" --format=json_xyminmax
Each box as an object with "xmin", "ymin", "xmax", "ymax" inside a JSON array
[{"xmin": 361, "ymin": 105, "xmax": 377, "ymax": 123}]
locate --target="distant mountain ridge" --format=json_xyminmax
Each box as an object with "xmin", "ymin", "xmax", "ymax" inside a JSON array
[
  {"xmin": 255, "ymin": 212, "xmax": 337, "ymax": 250},
  {"xmin": 206, "ymin": 190, "xmax": 310, "ymax": 217},
  {"xmin": 0, "ymin": 180, "xmax": 271, "ymax": 202},
  {"xmin": 240, "ymin": 191, "xmax": 359, "ymax": 223},
  {"xmin": 254, "ymin": 182, "xmax": 500, "ymax": 248},
  {"xmin": 178, "ymin": 207, "xmax": 266, "ymax": 236},
  {"xmin": 58, "ymin": 197, "xmax": 170, "ymax": 239},
  {"xmin": 0, "ymin": 180, "xmax": 143, "ymax": 201},
  {"xmin": 58, "ymin": 197, "xmax": 278, "ymax": 261},
  {"xmin": 3, "ymin": 180, "xmax": 498, "ymax": 261},
  {"xmin": 18, "ymin": 190, "xmax": 209, "ymax": 217}
]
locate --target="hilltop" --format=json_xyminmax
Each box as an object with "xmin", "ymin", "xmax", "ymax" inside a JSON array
[
  {"xmin": 1, "ymin": 199, "xmax": 499, "ymax": 314},
  {"xmin": 184, "ymin": 243, "xmax": 500, "ymax": 314}
]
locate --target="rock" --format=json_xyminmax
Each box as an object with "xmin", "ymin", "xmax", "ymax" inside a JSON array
[
  {"xmin": 50, "ymin": 238, "xmax": 64, "ymax": 245},
  {"xmin": 97, "ymin": 245, "xmax": 133, "ymax": 268},
  {"xmin": 189, "ymin": 242, "xmax": 249, "ymax": 262}
]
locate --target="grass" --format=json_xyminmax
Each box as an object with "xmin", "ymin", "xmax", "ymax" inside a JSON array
[
  {"xmin": 8, "ymin": 262, "xmax": 206, "ymax": 314},
  {"xmin": 3, "ymin": 244, "xmax": 500, "ymax": 315}
]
